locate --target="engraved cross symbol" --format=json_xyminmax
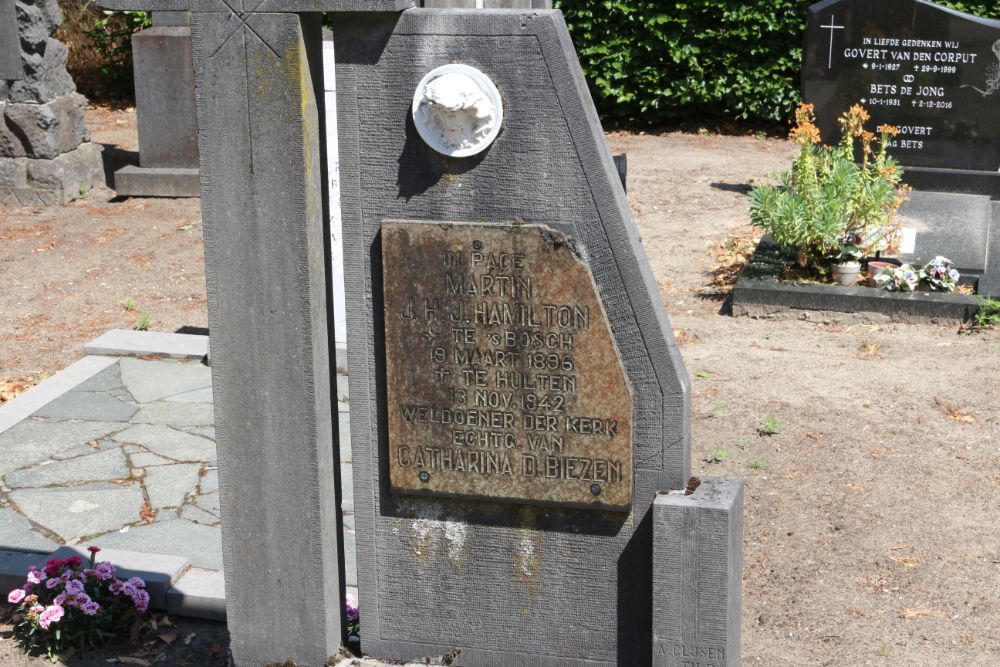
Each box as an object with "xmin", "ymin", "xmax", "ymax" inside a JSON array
[
  {"xmin": 211, "ymin": 0, "xmax": 280, "ymax": 59},
  {"xmin": 821, "ymin": 15, "xmax": 845, "ymax": 69}
]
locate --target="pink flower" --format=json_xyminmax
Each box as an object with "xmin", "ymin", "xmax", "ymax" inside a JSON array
[
  {"xmin": 345, "ymin": 593, "xmax": 359, "ymax": 622},
  {"xmin": 131, "ymin": 589, "xmax": 150, "ymax": 613},
  {"xmin": 28, "ymin": 604, "xmax": 44, "ymax": 616},
  {"xmin": 64, "ymin": 579, "xmax": 84, "ymax": 595},
  {"xmin": 7, "ymin": 589, "xmax": 26, "ymax": 605},
  {"xmin": 38, "ymin": 605, "xmax": 64, "ymax": 630},
  {"xmin": 44, "ymin": 578, "xmax": 61, "ymax": 590},
  {"xmin": 65, "ymin": 556, "xmax": 82, "ymax": 568},
  {"xmin": 125, "ymin": 576, "xmax": 145, "ymax": 589},
  {"xmin": 26, "ymin": 568, "xmax": 46, "ymax": 585},
  {"xmin": 94, "ymin": 562, "xmax": 115, "ymax": 580},
  {"xmin": 86, "ymin": 546, "xmax": 101, "ymax": 555},
  {"xmin": 81, "ymin": 601, "xmax": 100, "ymax": 616}
]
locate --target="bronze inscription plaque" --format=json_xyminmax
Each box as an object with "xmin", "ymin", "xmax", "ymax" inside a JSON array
[{"xmin": 382, "ymin": 221, "xmax": 633, "ymax": 511}]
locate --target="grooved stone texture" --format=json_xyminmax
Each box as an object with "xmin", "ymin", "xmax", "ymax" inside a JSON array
[
  {"xmin": 191, "ymin": 9, "xmax": 342, "ymax": 667},
  {"xmin": 0, "ymin": 0, "xmax": 103, "ymax": 205},
  {"xmin": 335, "ymin": 9, "xmax": 690, "ymax": 665},
  {"xmin": 653, "ymin": 480, "xmax": 743, "ymax": 667}
]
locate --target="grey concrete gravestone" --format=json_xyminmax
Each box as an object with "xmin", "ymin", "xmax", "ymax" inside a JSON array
[
  {"xmin": 114, "ymin": 11, "xmax": 202, "ymax": 197},
  {"xmin": 92, "ymin": 0, "xmax": 414, "ymax": 664},
  {"xmin": 334, "ymin": 8, "xmax": 712, "ymax": 666}
]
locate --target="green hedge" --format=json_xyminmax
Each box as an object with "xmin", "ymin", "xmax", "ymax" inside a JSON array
[{"xmin": 556, "ymin": 1, "xmax": 1000, "ymax": 127}]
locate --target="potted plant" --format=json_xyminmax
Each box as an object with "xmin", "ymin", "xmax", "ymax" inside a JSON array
[
  {"xmin": 749, "ymin": 104, "xmax": 910, "ymax": 282},
  {"xmin": 832, "ymin": 234, "xmax": 863, "ymax": 286}
]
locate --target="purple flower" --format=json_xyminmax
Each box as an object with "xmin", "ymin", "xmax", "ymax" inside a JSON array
[
  {"xmin": 121, "ymin": 582, "xmax": 137, "ymax": 597},
  {"xmin": 54, "ymin": 592, "xmax": 68, "ymax": 606},
  {"xmin": 7, "ymin": 589, "xmax": 26, "ymax": 605},
  {"xmin": 345, "ymin": 593, "xmax": 359, "ymax": 622},
  {"xmin": 26, "ymin": 569, "xmax": 46, "ymax": 585},
  {"xmin": 38, "ymin": 605, "xmax": 64, "ymax": 630},
  {"xmin": 44, "ymin": 578, "xmax": 61, "ymax": 590},
  {"xmin": 94, "ymin": 562, "xmax": 115, "ymax": 580},
  {"xmin": 131, "ymin": 589, "xmax": 150, "ymax": 613},
  {"xmin": 64, "ymin": 579, "xmax": 84, "ymax": 595},
  {"xmin": 109, "ymin": 579, "xmax": 124, "ymax": 595},
  {"xmin": 125, "ymin": 576, "xmax": 145, "ymax": 590},
  {"xmin": 75, "ymin": 592, "xmax": 92, "ymax": 607},
  {"xmin": 81, "ymin": 600, "xmax": 101, "ymax": 616}
]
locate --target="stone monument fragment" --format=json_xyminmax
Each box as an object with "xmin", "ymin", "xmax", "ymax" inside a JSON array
[
  {"xmin": 335, "ymin": 7, "xmax": 742, "ymax": 666},
  {"xmin": 0, "ymin": 0, "xmax": 104, "ymax": 206},
  {"xmin": 92, "ymin": 0, "xmax": 417, "ymax": 664},
  {"xmin": 804, "ymin": 0, "xmax": 1000, "ymax": 297},
  {"xmin": 114, "ymin": 11, "xmax": 200, "ymax": 197},
  {"xmin": 653, "ymin": 479, "xmax": 744, "ymax": 667}
]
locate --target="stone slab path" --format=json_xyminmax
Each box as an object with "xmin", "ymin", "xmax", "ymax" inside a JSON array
[{"xmin": 0, "ymin": 355, "xmax": 356, "ymax": 585}]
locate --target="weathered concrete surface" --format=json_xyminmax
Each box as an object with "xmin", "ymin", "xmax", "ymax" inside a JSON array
[
  {"xmin": 653, "ymin": 479, "xmax": 744, "ymax": 667},
  {"xmin": 0, "ymin": 0, "xmax": 103, "ymax": 204},
  {"xmin": 191, "ymin": 9, "xmax": 343, "ymax": 666},
  {"xmin": 336, "ymin": 9, "xmax": 690, "ymax": 665},
  {"xmin": 116, "ymin": 24, "xmax": 201, "ymax": 197}
]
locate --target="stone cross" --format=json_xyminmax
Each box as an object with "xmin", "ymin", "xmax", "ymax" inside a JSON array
[
  {"xmin": 94, "ymin": 0, "xmax": 412, "ymax": 664},
  {"xmin": 0, "ymin": 0, "xmax": 22, "ymax": 80}
]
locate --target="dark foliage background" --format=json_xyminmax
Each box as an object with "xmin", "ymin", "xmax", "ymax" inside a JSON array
[{"xmin": 555, "ymin": 0, "xmax": 999, "ymax": 127}]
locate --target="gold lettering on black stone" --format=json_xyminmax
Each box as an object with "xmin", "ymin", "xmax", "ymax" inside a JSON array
[{"xmin": 382, "ymin": 221, "xmax": 633, "ymax": 510}]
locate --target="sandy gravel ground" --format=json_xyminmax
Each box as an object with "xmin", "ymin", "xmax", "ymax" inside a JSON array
[{"xmin": 0, "ymin": 109, "xmax": 997, "ymax": 666}]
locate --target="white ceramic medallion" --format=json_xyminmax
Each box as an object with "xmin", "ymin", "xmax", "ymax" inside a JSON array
[{"xmin": 412, "ymin": 64, "xmax": 504, "ymax": 158}]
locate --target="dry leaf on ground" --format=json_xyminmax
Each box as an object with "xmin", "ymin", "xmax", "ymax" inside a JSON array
[{"xmin": 890, "ymin": 556, "xmax": 921, "ymax": 568}]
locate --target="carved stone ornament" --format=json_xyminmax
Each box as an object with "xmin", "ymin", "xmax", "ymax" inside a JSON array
[{"xmin": 412, "ymin": 63, "xmax": 504, "ymax": 158}]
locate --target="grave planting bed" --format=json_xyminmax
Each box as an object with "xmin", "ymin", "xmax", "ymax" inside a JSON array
[{"xmin": 732, "ymin": 237, "xmax": 983, "ymax": 323}]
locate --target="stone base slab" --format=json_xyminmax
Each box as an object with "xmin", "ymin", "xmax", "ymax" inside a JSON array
[
  {"xmin": 0, "ymin": 142, "xmax": 104, "ymax": 206},
  {"xmin": 114, "ymin": 165, "xmax": 200, "ymax": 198},
  {"xmin": 85, "ymin": 329, "xmax": 209, "ymax": 360}
]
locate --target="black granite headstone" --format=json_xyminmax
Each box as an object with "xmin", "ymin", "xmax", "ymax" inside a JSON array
[
  {"xmin": 0, "ymin": 0, "xmax": 22, "ymax": 81},
  {"xmin": 803, "ymin": 0, "xmax": 1000, "ymax": 172}
]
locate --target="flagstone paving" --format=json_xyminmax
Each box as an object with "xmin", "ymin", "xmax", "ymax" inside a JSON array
[{"xmin": 0, "ymin": 357, "xmax": 356, "ymax": 581}]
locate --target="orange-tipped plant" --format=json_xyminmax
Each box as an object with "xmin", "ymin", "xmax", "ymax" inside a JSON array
[{"xmin": 749, "ymin": 104, "xmax": 909, "ymax": 271}]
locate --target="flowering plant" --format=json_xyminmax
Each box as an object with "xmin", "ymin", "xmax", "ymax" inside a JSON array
[
  {"xmin": 6, "ymin": 547, "xmax": 149, "ymax": 660},
  {"xmin": 750, "ymin": 104, "xmax": 910, "ymax": 272},
  {"xmin": 921, "ymin": 256, "xmax": 960, "ymax": 292},
  {"xmin": 345, "ymin": 592, "xmax": 360, "ymax": 638},
  {"xmin": 875, "ymin": 264, "xmax": 921, "ymax": 292}
]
